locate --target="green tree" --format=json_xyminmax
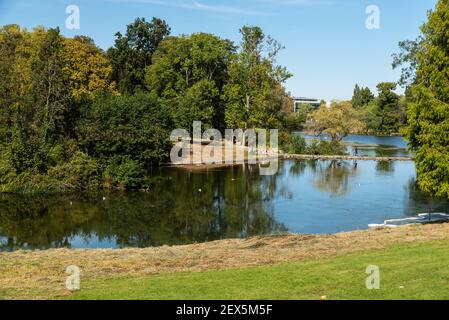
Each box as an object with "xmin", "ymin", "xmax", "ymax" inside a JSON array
[
  {"xmin": 405, "ymin": 0, "xmax": 449, "ymax": 197},
  {"xmin": 375, "ymin": 82, "xmax": 400, "ymax": 134},
  {"xmin": 307, "ymin": 101, "xmax": 365, "ymax": 142},
  {"xmin": 32, "ymin": 28, "xmax": 71, "ymax": 141},
  {"xmin": 0, "ymin": 25, "xmax": 21, "ymax": 145},
  {"xmin": 107, "ymin": 17, "xmax": 171, "ymax": 94},
  {"xmin": 1, "ymin": 26, "xmax": 118, "ymax": 176},
  {"xmin": 223, "ymin": 26, "xmax": 292, "ymax": 129},
  {"xmin": 0, "ymin": 25, "xmax": 39, "ymax": 147},
  {"xmin": 145, "ymin": 33, "xmax": 234, "ymax": 131},
  {"xmin": 63, "ymin": 35, "xmax": 117, "ymax": 100},
  {"xmin": 18, "ymin": 28, "xmax": 72, "ymax": 172},
  {"xmin": 174, "ymin": 79, "xmax": 219, "ymax": 131},
  {"xmin": 358, "ymin": 100, "xmax": 382, "ymax": 134},
  {"xmin": 77, "ymin": 92, "xmax": 174, "ymax": 167},
  {"xmin": 351, "ymin": 84, "xmax": 374, "ymax": 109},
  {"xmin": 392, "ymin": 39, "xmax": 422, "ymax": 88},
  {"xmin": 283, "ymin": 103, "xmax": 309, "ymax": 132}
]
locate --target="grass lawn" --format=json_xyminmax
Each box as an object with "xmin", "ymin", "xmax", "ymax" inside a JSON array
[{"xmin": 70, "ymin": 240, "xmax": 449, "ymax": 300}]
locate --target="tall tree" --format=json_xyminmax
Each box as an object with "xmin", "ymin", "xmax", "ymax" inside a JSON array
[
  {"xmin": 375, "ymin": 82, "xmax": 401, "ymax": 134},
  {"xmin": 0, "ymin": 25, "xmax": 24, "ymax": 145},
  {"xmin": 63, "ymin": 35, "xmax": 117, "ymax": 100},
  {"xmin": 406, "ymin": 0, "xmax": 449, "ymax": 197},
  {"xmin": 223, "ymin": 26, "xmax": 292, "ymax": 130},
  {"xmin": 10, "ymin": 27, "xmax": 73, "ymax": 173},
  {"xmin": 145, "ymin": 33, "xmax": 235, "ymax": 131},
  {"xmin": 107, "ymin": 17, "xmax": 171, "ymax": 94},
  {"xmin": 351, "ymin": 84, "xmax": 374, "ymax": 109},
  {"xmin": 31, "ymin": 28, "xmax": 71, "ymax": 145}
]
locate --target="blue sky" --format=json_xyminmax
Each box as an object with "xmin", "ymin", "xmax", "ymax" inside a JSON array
[{"xmin": 0, "ymin": 0, "xmax": 437, "ymax": 100}]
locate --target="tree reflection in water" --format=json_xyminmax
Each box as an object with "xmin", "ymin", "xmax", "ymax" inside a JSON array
[
  {"xmin": 310, "ymin": 161, "xmax": 359, "ymax": 197},
  {"xmin": 403, "ymin": 178, "xmax": 449, "ymax": 217},
  {"xmin": 0, "ymin": 164, "xmax": 288, "ymax": 251},
  {"xmin": 2, "ymin": 160, "xmax": 449, "ymax": 251},
  {"xmin": 376, "ymin": 161, "xmax": 395, "ymax": 175}
]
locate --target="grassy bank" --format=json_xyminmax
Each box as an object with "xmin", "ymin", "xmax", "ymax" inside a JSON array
[
  {"xmin": 71, "ymin": 240, "xmax": 449, "ymax": 300},
  {"xmin": 1, "ymin": 223, "xmax": 449, "ymax": 300}
]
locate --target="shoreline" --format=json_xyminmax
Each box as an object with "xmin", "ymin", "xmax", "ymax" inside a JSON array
[
  {"xmin": 1, "ymin": 154, "xmax": 414, "ymax": 194},
  {"xmin": 168, "ymin": 154, "xmax": 414, "ymax": 170},
  {"xmin": 1, "ymin": 223, "xmax": 449, "ymax": 299},
  {"xmin": 167, "ymin": 141, "xmax": 413, "ymax": 171}
]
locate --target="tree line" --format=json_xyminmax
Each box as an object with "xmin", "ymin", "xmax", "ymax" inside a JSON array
[{"xmin": 0, "ymin": 19, "xmax": 294, "ymax": 192}]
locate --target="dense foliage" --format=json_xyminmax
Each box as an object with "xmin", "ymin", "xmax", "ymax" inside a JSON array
[
  {"xmin": 0, "ymin": 19, "xmax": 295, "ymax": 192},
  {"xmin": 350, "ymin": 83, "xmax": 407, "ymax": 135},
  {"xmin": 307, "ymin": 101, "xmax": 365, "ymax": 142},
  {"xmin": 352, "ymin": 84, "xmax": 374, "ymax": 109},
  {"xmin": 280, "ymin": 134, "xmax": 347, "ymax": 156},
  {"xmin": 222, "ymin": 26, "xmax": 292, "ymax": 130},
  {"xmin": 107, "ymin": 17, "xmax": 171, "ymax": 94},
  {"xmin": 145, "ymin": 32, "xmax": 234, "ymax": 131},
  {"xmin": 400, "ymin": 0, "xmax": 449, "ymax": 198}
]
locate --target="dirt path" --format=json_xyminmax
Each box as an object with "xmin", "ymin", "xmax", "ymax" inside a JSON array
[{"xmin": 1, "ymin": 223, "xmax": 448, "ymax": 299}]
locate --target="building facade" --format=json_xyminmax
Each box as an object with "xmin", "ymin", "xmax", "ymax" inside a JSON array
[{"xmin": 292, "ymin": 97, "xmax": 321, "ymax": 112}]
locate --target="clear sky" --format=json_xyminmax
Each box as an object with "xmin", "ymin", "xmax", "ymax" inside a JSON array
[{"xmin": 0, "ymin": 0, "xmax": 437, "ymax": 100}]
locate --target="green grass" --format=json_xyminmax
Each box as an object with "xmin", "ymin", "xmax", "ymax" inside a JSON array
[{"xmin": 70, "ymin": 240, "xmax": 449, "ymax": 300}]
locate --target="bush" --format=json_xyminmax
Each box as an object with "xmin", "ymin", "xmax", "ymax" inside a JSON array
[
  {"xmin": 47, "ymin": 139, "xmax": 79, "ymax": 167},
  {"xmin": 77, "ymin": 92, "xmax": 174, "ymax": 167},
  {"xmin": 0, "ymin": 151, "xmax": 17, "ymax": 185},
  {"xmin": 0, "ymin": 170, "xmax": 61, "ymax": 193},
  {"xmin": 306, "ymin": 140, "xmax": 348, "ymax": 156},
  {"xmin": 281, "ymin": 133, "xmax": 307, "ymax": 154},
  {"xmin": 104, "ymin": 156, "xmax": 146, "ymax": 189},
  {"xmin": 47, "ymin": 152, "xmax": 101, "ymax": 190}
]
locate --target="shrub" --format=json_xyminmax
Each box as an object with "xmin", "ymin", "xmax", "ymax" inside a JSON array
[
  {"xmin": 281, "ymin": 133, "xmax": 307, "ymax": 154},
  {"xmin": 306, "ymin": 140, "xmax": 348, "ymax": 156},
  {"xmin": 77, "ymin": 92, "xmax": 174, "ymax": 168},
  {"xmin": 47, "ymin": 152, "xmax": 101, "ymax": 190},
  {"xmin": 0, "ymin": 170, "xmax": 61, "ymax": 193},
  {"xmin": 0, "ymin": 151, "xmax": 17, "ymax": 185},
  {"xmin": 104, "ymin": 156, "xmax": 146, "ymax": 189}
]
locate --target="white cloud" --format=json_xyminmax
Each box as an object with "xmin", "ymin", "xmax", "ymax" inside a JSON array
[
  {"xmin": 111, "ymin": 0, "xmax": 268, "ymax": 16},
  {"xmin": 109, "ymin": 0, "xmax": 335, "ymax": 16}
]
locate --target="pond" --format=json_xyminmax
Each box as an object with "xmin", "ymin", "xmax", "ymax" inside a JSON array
[
  {"xmin": 299, "ymin": 133, "xmax": 411, "ymax": 157},
  {"xmin": 1, "ymin": 158, "xmax": 448, "ymax": 251}
]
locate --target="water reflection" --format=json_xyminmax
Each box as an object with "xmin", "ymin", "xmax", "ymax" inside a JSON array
[
  {"xmin": 289, "ymin": 160, "xmax": 308, "ymax": 177},
  {"xmin": 1, "ymin": 160, "xmax": 449, "ymax": 251},
  {"xmin": 310, "ymin": 161, "xmax": 359, "ymax": 197},
  {"xmin": 0, "ymin": 166, "xmax": 288, "ymax": 251},
  {"xmin": 300, "ymin": 134, "xmax": 411, "ymax": 157},
  {"xmin": 403, "ymin": 178, "xmax": 449, "ymax": 216},
  {"xmin": 376, "ymin": 161, "xmax": 395, "ymax": 176}
]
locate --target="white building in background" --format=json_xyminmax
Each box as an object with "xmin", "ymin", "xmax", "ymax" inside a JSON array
[{"xmin": 292, "ymin": 97, "xmax": 321, "ymax": 112}]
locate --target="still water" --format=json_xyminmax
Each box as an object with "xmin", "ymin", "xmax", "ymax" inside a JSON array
[{"xmin": 1, "ymin": 158, "xmax": 448, "ymax": 251}]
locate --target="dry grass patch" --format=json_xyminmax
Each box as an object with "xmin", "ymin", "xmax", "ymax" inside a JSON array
[{"xmin": 1, "ymin": 223, "xmax": 449, "ymax": 299}]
